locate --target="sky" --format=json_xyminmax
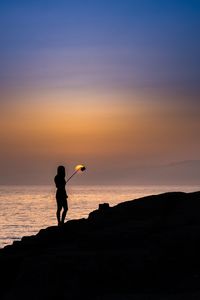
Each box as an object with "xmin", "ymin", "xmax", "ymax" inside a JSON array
[{"xmin": 0, "ymin": 0, "xmax": 200, "ymax": 185}]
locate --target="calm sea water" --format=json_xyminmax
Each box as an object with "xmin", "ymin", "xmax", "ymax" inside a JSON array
[{"xmin": 0, "ymin": 185, "xmax": 199, "ymax": 248}]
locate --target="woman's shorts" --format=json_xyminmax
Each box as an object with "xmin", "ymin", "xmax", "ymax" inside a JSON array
[{"xmin": 56, "ymin": 196, "xmax": 68, "ymax": 211}]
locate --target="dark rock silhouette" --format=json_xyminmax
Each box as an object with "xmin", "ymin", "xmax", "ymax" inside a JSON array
[{"xmin": 1, "ymin": 191, "xmax": 200, "ymax": 299}]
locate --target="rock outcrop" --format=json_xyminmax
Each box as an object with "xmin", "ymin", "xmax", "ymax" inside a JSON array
[{"xmin": 1, "ymin": 191, "xmax": 200, "ymax": 299}]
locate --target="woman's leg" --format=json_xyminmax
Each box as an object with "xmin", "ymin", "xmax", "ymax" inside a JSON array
[
  {"xmin": 61, "ymin": 200, "xmax": 68, "ymax": 224},
  {"xmin": 56, "ymin": 201, "xmax": 62, "ymax": 225}
]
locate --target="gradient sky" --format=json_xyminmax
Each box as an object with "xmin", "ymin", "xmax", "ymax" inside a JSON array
[{"xmin": 0, "ymin": 0, "xmax": 200, "ymax": 184}]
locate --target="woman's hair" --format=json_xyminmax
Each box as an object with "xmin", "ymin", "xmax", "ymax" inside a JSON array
[{"xmin": 57, "ymin": 165, "xmax": 66, "ymax": 177}]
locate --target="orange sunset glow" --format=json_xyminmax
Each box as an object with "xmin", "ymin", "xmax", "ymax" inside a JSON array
[{"xmin": 1, "ymin": 87, "xmax": 199, "ymax": 185}]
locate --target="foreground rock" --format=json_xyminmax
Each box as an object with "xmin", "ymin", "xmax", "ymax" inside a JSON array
[{"xmin": 1, "ymin": 191, "xmax": 200, "ymax": 299}]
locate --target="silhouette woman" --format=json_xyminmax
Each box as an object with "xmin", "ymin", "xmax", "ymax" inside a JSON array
[{"xmin": 54, "ymin": 165, "xmax": 68, "ymax": 226}]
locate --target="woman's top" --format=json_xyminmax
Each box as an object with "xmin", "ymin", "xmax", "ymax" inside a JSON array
[{"xmin": 54, "ymin": 175, "xmax": 67, "ymax": 199}]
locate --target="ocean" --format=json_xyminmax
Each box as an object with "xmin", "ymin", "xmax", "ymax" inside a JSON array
[{"xmin": 0, "ymin": 185, "xmax": 199, "ymax": 248}]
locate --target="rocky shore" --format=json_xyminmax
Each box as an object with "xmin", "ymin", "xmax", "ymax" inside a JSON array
[{"xmin": 1, "ymin": 191, "xmax": 200, "ymax": 299}]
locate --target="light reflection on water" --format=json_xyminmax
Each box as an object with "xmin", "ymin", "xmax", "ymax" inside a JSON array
[{"xmin": 0, "ymin": 185, "xmax": 199, "ymax": 248}]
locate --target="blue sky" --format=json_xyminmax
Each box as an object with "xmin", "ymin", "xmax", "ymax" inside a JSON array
[{"xmin": 0, "ymin": 0, "xmax": 200, "ymax": 93}]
